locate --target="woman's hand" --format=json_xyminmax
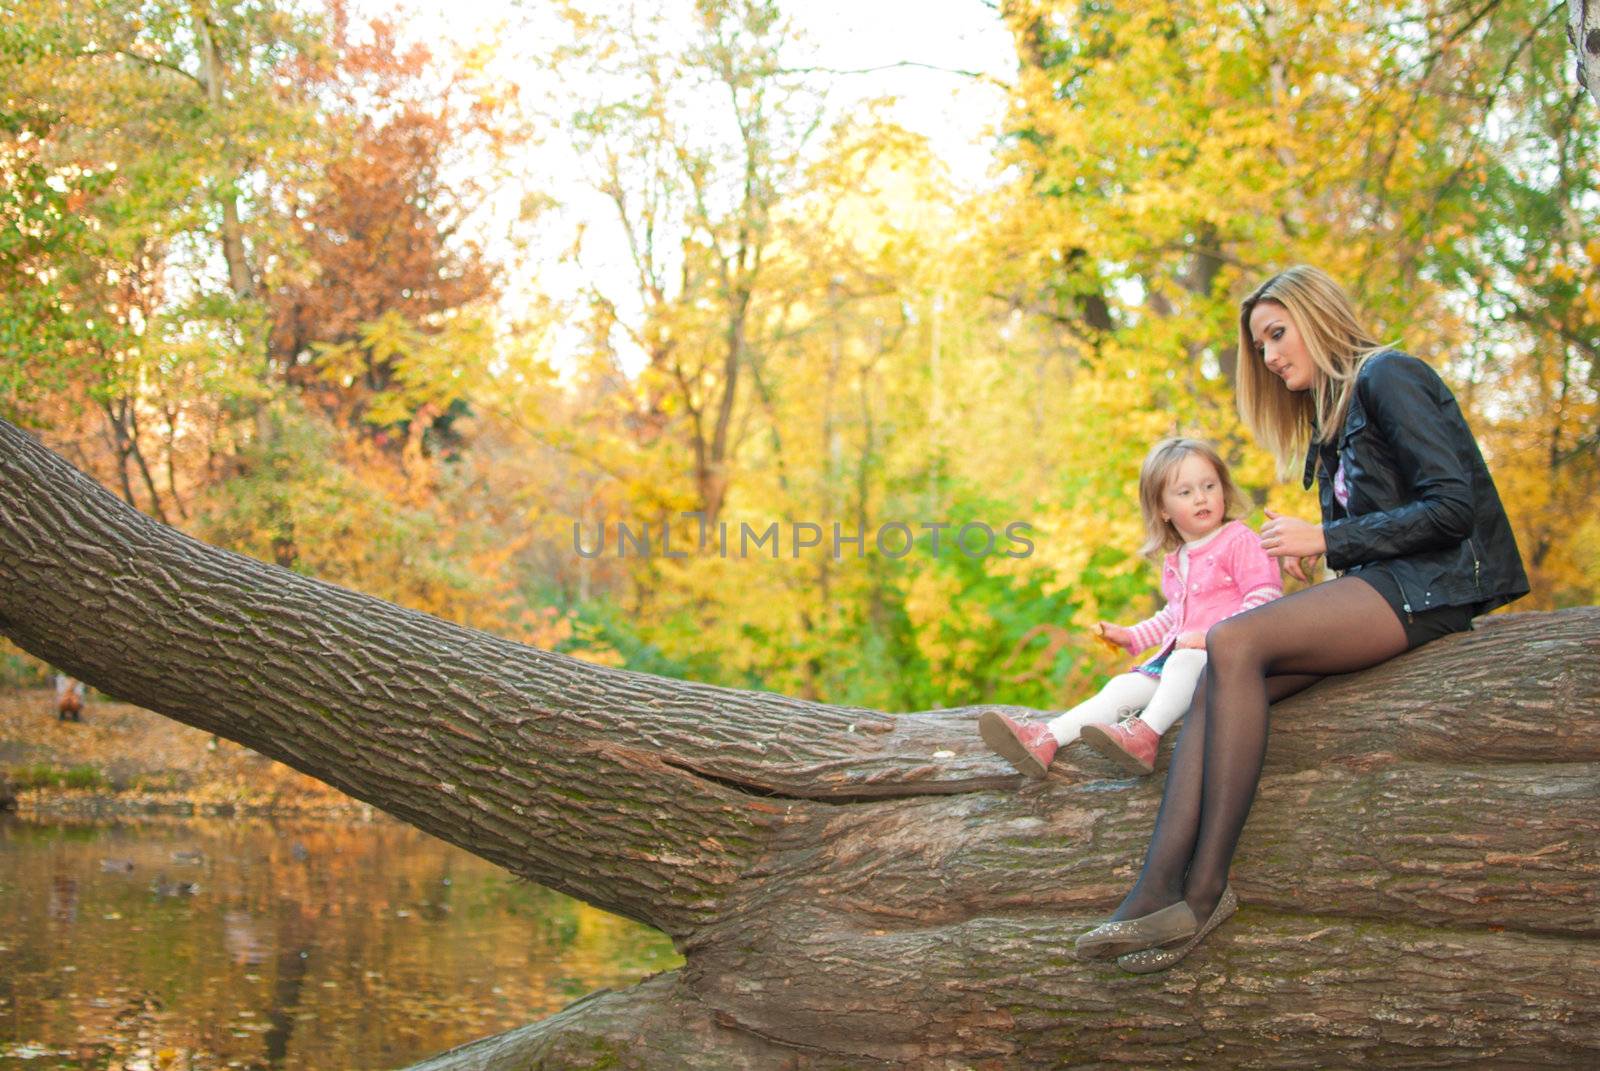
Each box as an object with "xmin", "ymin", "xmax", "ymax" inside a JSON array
[
  {"xmin": 1175, "ymin": 630, "xmax": 1206, "ymax": 650},
  {"xmin": 1262, "ymin": 510, "xmax": 1325, "ymax": 583},
  {"xmin": 1095, "ymin": 622, "xmax": 1133, "ymax": 652},
  {"xmin": 1261, "ymin": 509, "xmax": 1326, "ymax": 559}
]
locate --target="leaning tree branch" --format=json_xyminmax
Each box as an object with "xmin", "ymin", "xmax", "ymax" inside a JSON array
[{"xmin": 0, "ymin": 416, "xmax": 1012, "ymax": 937}]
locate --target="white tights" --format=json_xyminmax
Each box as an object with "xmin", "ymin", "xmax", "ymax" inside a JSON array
[{"xmin": 1045, "ymin": 648, "xmax": 1208, "ymax": 745}]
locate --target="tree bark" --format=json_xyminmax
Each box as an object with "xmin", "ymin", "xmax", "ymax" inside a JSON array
[
  {"xmin": 0, "ymin": 416, "xmax": 1596, "ymax": 1069},
  {"xmin": 1572, "ymin": 0, "xmax": 1600, "ymax": 109}
]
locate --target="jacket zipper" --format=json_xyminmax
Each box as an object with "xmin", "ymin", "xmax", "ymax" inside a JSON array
[{"xmin": 1393, "ymin": 572, "xmax": 1417, "ymax": 624}]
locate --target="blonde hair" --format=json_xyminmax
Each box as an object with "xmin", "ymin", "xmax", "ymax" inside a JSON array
[
  {"xmin": 1137, "ymin": 437, "xmax": 1247, "ymax": 561},
  {"xmin": 1236, "ymin": 265, "xmax": 1390, "ymax": 479}
]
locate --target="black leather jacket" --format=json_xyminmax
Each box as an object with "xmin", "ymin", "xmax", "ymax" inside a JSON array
[{"xmin": 1303, "ymin": 351, "xmax": 1529, "ymax": 616}]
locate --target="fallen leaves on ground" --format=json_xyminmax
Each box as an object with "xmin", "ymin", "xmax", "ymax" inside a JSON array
[{"xmin": 1, "ymin": 687, "xmax": 366, "ymax": 818}]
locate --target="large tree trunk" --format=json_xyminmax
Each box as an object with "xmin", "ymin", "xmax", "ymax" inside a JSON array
[{"xmin": 1, "ymin": 416, "xmax": 1596, "ymax": 1069}]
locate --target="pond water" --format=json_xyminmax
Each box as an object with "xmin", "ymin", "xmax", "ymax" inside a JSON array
[{"xmin": 0, "ymin": 815, "xmax": 681, "ymax": 1070}]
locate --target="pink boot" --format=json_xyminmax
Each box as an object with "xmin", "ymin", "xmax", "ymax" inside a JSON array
[
  {"xmin": 1079, "ymin": 716, "xmax": 1160, "ymax": 776},
  {"xmin": 978, "ymin": 710, "xmax": 1059, "ymax": 779}
]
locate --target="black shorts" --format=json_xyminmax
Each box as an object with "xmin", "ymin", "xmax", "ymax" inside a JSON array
[{"xmin": 1348, "ymin": 564, "xmax": 1475, "ymax": 650}]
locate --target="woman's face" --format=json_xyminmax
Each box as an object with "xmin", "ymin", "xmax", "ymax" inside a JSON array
[{"xmin": 1248, "ymin": 301, "xmax": 1316, "ymax": 392}]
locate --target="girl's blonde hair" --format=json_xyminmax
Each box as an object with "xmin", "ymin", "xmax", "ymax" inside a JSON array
[
  {"xmin": 1138, "ymin": 437, "xmax": 1246, "ymax": 561},
  {"xmin": 1236, "ymin": 265, "xmax": 1390, "ymax": 479}
]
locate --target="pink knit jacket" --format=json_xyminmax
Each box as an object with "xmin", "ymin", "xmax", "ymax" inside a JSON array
[{"xmin": 1123, "ymin": 520, "xmax": 1283, "ymax": 656}]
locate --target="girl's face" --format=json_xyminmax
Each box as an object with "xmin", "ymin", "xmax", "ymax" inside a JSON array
[
  {"xmin": 1160, "ymin": 453, "xmax": 1226, "ymax": 544},
  {"xmin": 1248, "ymin": 301, "xmax": 1316, "ymax": 392}
]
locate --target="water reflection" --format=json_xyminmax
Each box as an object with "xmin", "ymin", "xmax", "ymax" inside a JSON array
[{"xmin": 0, "ymin": 815, "xmax": 681, "ymax": 1070}]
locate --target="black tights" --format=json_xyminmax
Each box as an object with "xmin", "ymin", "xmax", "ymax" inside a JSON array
[{"xmin": 1111, "ymin": 576, "xmax": 1408, "ymax": 921}]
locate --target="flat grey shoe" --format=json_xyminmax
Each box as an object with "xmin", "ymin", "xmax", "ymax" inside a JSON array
[
  {"xmin": 1073, "ymin": 899, "xmax": 1199, "ymax": 961},
  {"xmin": 1116, "ymin": 885, "xmax": 1238, "ymax": 974}
]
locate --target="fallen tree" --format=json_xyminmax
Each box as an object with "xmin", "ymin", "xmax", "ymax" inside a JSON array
[{"xmin": 1, "ymin": 416, "xmax": 1596, "ymax": 1069}]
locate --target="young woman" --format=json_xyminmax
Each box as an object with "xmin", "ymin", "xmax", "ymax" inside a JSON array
[{"xmin": 1072, "ymin": 265, "xmax": 1529, "ymax": 971}]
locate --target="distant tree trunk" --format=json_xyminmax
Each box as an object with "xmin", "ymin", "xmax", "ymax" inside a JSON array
[
  {"xmin": 192, "ymin": 6, "xmax": 257, "ymax": 303},
  {"xmin": 1, "ymin": 416, "xmax": 1597, "ymax": 1069},
  {"xmin": 1573, "ymin": 0, "xmax": 1600, "ymax": 108}
]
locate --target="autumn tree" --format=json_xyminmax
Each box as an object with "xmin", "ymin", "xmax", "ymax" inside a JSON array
[
  {"xmin": 992, "ymin": 0, "xmax": 1599, "ymax": 607},
  {"xmin": 0, "ymin": 0, "xmax": 592, "ymax": 648},
  {"xmin": 0, "ymin": 0, "xmax": 322, "ymax": 514},
  {"xmin": 267, "ymin": 0, "xmax": 509, "ymax": 442},
  {"xmin": 536, "ymin": 0, "xmax": 825, "ymax": 530}
]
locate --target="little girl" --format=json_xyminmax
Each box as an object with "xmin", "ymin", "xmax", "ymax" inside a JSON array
[{"xmin": 980, "ymin": 437, "xmax": 1282, "ymax": 778}]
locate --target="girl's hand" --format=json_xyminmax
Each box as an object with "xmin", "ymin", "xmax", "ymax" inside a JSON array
[
  {"xmin": 1284, "ymin": 554, "xmax": 1324, "ymax": 584},
  {"xmin": 1095, "ymin": 622, "xmax": 1133, "ymax": 652},
  {"xmin": 1175, "ymin": 631, "xmax": 1206, "ymax": 650},
  {"xmin": 1261, "ymin": 509, "xmax": 1326, "ymax": 561}
]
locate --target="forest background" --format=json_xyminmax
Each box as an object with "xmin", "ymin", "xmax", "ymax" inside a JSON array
[{"xmin": 3, "ymin": 0, "xmax": 1596, "ymax": 716}]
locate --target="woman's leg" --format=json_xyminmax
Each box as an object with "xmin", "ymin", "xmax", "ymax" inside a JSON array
[
  {"xmin": 1100, "ymin": 653, "xmax": 1337, "ymax": 922},
  {"xmin": 1105, "ymin": 672, "xmax": 1212, "ymax": 918},
  {"xmin": 1046, "ymin": 672, "xmax": 1158, "ymax": 745},
  {"xmin": 1179, "ymin": 576, "xmax": 1407, "ymax": 918},
  {"xmin": 1107, "ymin": 668, "xmax": 1320, "ymax": 922}
]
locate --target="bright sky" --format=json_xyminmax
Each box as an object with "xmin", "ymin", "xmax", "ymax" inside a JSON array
[
  {"xmin": 385, "ymin": 0, "xmax": 1016, "ymax": 175},
  {"xmin": 357, "ymin": 0, "xmax": 1019, "ymax": 374},
  {"xmin": 777, "ymin": 0, "xmax": 1018, "ymax": 190}
]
